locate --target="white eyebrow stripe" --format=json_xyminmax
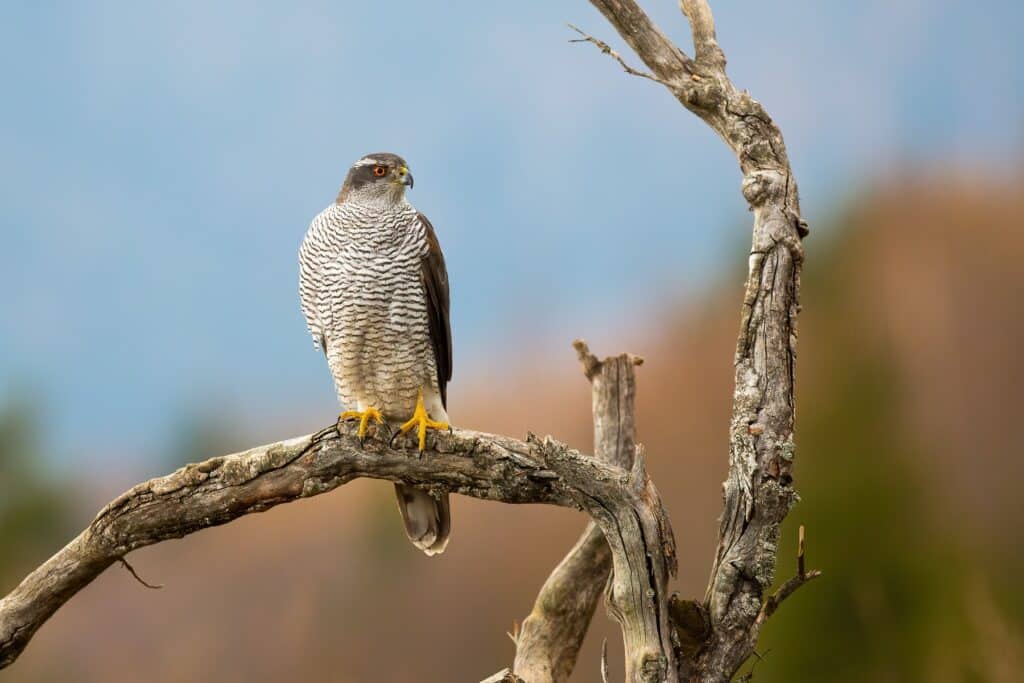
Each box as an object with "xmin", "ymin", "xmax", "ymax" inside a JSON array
[{"xmin": 353, "ymin": 158, "xmax": 381, "ymax": 167}]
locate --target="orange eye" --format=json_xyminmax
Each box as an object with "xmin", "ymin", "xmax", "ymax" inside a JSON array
[{"xmin": 373, "ymin": 165, "xmax": 387, "ymax": 177}]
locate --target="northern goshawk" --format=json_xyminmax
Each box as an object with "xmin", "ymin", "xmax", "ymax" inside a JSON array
[{"xmin": 299, "ymin": 152, "xmax": 452, "ymax": 555}]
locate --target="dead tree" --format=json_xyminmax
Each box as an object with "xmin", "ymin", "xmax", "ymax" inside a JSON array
[
  {"xmin": 558, "ymin": 1, "xmax": 815, "ymax": 679},
  {"xmin": 0, "ymin": 1, "xmax": 815, "ymax": 681}
]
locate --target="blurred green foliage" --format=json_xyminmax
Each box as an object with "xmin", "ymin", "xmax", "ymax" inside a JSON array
[
  {"xmin": 753, "ymin": 223, "xmax": 1024, "ymax": 683},
  {"xmin": 0, "ymin": 397, "xmax": 76, "ymax": 588}
]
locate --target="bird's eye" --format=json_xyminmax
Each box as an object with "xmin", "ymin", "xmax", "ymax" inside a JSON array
[{"xmin": 373, "ymin": 166, "xmax": 387, "ymax": 177}]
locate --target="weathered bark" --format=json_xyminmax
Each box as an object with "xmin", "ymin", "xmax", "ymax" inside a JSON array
[
  {"xmin": 577, "ymin": 1, "xmax": 811, "ymax": 680},
  {"xmin": 514, "ymin": 527, "xmax": 610, "ymax": 680},
  {"xmin": 513, "ymin": 341, "xmax": 644, "ymax": 681},
  {"xmin": 0, "ymin": 418, "xmax": 675, "ymax": 675},
  {"xmin": 599, "ymin": 444, "xmax": 678, "ymax": 681}
]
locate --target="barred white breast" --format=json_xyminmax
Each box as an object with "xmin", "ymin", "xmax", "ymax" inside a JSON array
[{"xmin": 299, "ymin": 199, "xmax": 438, "ymax": 419}]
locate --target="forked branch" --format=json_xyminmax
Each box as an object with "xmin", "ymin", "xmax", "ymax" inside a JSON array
[{"xmin": 576, "ymin": 1, "xmax": 811, "ymax": 680}]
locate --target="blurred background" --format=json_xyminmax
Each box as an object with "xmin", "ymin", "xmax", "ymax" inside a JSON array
[{"xmin": 2, "ymin": 1, "xmax": 1022, "ymax": 681}]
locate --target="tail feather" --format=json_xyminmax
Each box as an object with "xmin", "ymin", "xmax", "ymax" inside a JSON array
[{"xmin": 394, "ymin": 483, "xmax": 450, "ymax": 556}]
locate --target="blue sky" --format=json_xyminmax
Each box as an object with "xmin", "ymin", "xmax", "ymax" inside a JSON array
[{"xmin": 1, "ymin": 1, "xmax": 1021, "ymax": 467}]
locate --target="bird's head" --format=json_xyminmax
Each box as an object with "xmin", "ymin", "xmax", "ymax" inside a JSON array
[{"xmin": 336, "ymin": 152, "xmax": 413, "ymax": 206}]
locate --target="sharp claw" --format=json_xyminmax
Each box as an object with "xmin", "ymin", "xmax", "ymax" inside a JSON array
[
  {"xmin": 390, "ymin": 390, "xmax": 456, "ymax": 456},
  {"xmin": 339, "ymin": 408, "xmax": 387, "ymax": 444}
]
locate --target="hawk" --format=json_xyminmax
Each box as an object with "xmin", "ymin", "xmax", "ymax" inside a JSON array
[{"xmin": 299, "ymin": 152, "xmax": 452, "ymax": 555}]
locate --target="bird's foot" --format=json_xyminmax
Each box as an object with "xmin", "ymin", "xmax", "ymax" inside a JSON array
[
  {"xmin": 338, "ymin": 407, "xmax": 385, "ymax": 444},
  {"xmin": 392, "ymin": 390, "xmax": 448, "ymax": 453}
]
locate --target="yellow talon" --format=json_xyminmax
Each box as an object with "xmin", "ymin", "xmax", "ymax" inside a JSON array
[
  {"xmin": 339, "ymin": 407, "xmax": 385, "ymax": 440},
  {"xmin": 397, "ymin": 390, "xmax": 448, "ymax": 452}
]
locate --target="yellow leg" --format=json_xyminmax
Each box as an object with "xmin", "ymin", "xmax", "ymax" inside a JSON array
[
  {"xmin": 339, "ymin": 407, "xmax": 385, "ymax": 441},
  {"xmin": 397, "ymin": 390, "xmax": 449, "ymax": 452}
]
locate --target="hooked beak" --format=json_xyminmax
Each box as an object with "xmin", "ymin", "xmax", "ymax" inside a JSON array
[{"xmin": 397, "ymin": 166, "xmax": 414, "ymax": 189}]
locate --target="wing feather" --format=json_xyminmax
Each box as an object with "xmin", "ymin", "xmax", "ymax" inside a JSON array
[{"xmin": 418, "ymin": 212, "xmax": 452, "ymax": 407}]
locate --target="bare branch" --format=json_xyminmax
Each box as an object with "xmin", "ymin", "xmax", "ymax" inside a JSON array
[
  {"xmin": 568, "ymin": 24, "xmax": 679, "ymax": 89},
  {"xmin": 514, "ymin": 341, "xmax": 645, "ymax": 681},
  {"xmin": 758, "ymin": 570, "xmax": 822, "ymax": 624},
  {"xmin": 1, "ymin": 416, "xmax": 675, "ymax": 675},
  {"xmin": 678, "ymin": 0, "xmax": 726, "ymax": 69},
  {"xmin": 117, "ymin": 557, "xmax": 162, "ymax": 590},
  {"xmin": 514, "ymin": 525, "xmax": 610, "ymax": 680},
  {"xmin": 481, "ymin": 668, "xmax": 524, "ymax": 683},
  {"xmin": 588, "ymin": 0, "xmax": 695, "ymax": 83},
  {"xmin": 582, "ymin": 1, "xmax": 810, "ymax": 680},
  {"xmin": 589, "ymin": 0, "xmax": 806, "ymax": 237},
  {"xmin": 573, "ymin": 338, "xmax": 603, "ymax": 381},
  {"xmin": 756, "ymin": 525, "xmax": 821, "ymax": 624},
  {"xmin": 507, "ymin": 620, "xmax": 520, "ymax": 646},
  {"xmin": 798, "ymin": 523, "xmax": 806, "ymax": 578},
  {"xmin": 601, "ymin": 445, "xmax": 678, "ymax": 680}
]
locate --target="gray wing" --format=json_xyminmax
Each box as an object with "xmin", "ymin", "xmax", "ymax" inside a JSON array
[{"xmin": 418, "ymin": 212, "xmax": 452, "ymax": 407}]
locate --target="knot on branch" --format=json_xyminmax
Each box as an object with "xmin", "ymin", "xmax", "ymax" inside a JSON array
[
  {"xmin": 639, "ymin": 653, "xmax": 670, "ymax": 682},
  {"xmin": 741, "ymin": 170, "xmax": 786, "ymax": 208}
]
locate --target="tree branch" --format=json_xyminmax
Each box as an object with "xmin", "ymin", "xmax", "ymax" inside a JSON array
[
  {"xmin": 678, "ymin": 0, "xmax": 726, "ymax": 69},
  {"xmin": 587, "ymin": 0, "xmax": 695, "ymax": 84},
  {"xmin": 117, "ymin": 557, "xmax": 163, "ymax": 590},
  {"xmin": 756, "ymin": 525, "xmax": 821, "ymax": 625},
  {"xmin": 579, "ymin": 1, "xmax": 810, "ymax": 680},
  {"xmin": 568, "ymin": 24, "xmax": 677, "ymax": 88},
  {"xmin": 513, "ymin": 341, "xmax": 645, "ymax": 681},
  {"xmin": 481, "ymin": 668, "xmax": 524, "ymax": 683},
  {"xmin": 0, "ymin": 417, "xmax": 674, "ymax": 675}
]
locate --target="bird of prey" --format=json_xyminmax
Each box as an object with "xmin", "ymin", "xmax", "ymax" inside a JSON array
[{"xmin": 299, "ymin": 152, "xmax": 452, "ymax": 555}]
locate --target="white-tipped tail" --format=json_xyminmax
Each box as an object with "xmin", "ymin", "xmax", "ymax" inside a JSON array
[{"xmin": 394, "ymin": 484, "xmax": 450, "ymax": 556}]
